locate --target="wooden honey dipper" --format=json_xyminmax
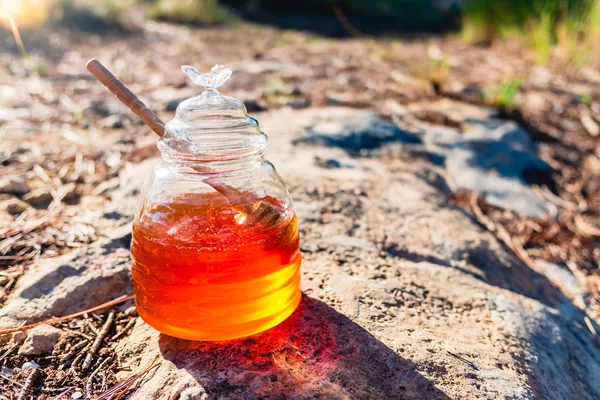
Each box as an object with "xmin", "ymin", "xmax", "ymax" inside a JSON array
[{"xmin": 86, "ymin": 59, "xmax": 165, "ymax": 137}]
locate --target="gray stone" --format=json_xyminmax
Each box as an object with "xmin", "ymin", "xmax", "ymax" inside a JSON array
[
  {"xmin": 21, "ymin": 361, "xmax": 40, "ymax": 370},
  {"xmin": 442, "ymin": 119, "xmax": 550, "ymax": 217},
  {"xmin": 294, "ymin": 110, "xmax": 421, "ymax": 153},
  {"xmin": 286, "ymin": 96, "xmax": 310, "ymax": 109},
  {"xmin": 11, "ymin": 331, "xmax": 27, "ymax": 345},
  {"xmin": 295, "ymin": 104, "xmax": 551, "ymax": 217},
  {"xmin": 240, "ymin": 98, "xmax": 268, "ymax": 113},
  {"xmin": 18, "ymin": 324, "xmax": 62, "ymax": 355}
]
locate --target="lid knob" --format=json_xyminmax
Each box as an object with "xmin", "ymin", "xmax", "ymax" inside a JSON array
[{"xmin": 182, "ymin": 64, "xmax": 232, "ymax": 90}]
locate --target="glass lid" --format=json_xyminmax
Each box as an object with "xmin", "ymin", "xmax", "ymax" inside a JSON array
[{"xmin": 159, "ymin": 65, "xmax": 267, "ymax": 162}]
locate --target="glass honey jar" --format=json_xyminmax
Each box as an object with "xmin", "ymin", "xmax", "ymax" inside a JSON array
[{"xmin": 130, "ymin": 65, "xmax": 302, "ymax": 341}]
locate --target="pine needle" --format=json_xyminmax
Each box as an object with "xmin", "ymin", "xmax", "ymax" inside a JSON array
[{"xmin": 0, "ymin": 294, "xmax": 134, "ymax": 335}]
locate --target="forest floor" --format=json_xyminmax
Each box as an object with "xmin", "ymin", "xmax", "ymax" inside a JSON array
[{"xmin": 0, "ymin": 12, "xmax": 599, "ymax": 399}]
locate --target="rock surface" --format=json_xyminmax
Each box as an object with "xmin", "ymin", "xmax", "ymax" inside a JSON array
[
  {"xmin": 297, "ymin": 101, "xmax": 552, "ymax": 217},
  {"xmin": 18, "ymin": 324, "xmax": 62, "ymax": 355},
  {"xmin": 0, "ymin": 225, "xmax": 132, "ymax": 329},
  {"xmin": 114, "ymin": 107, "xmax": 598, "ymax": 399},
  {"xmin": 404, "ymin": 100, "xmax": 552, "ymax": 218},
  {"xmin": 3, "ymin": 107, "xmax": 599, "ymax": 399}
]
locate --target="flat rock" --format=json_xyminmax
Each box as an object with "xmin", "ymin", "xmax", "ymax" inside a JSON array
[
  {"xmin": 106, "ymin": 107, "xmax": 599, "ymax": 400},
  {"xmin": 296, "ymin": 102, "xmax": 551, "ymax": 217},
  {"xmin": 0, "ymin": 224, "xmax": 133, "ymax": 330},
  {"xmin": 443, "ymin": 119, "xmax": 550, "ymax": 217}
]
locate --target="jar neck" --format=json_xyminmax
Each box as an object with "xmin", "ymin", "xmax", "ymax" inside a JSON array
[{"xmin": 160, "ymin": 149, "xmax": 265, "ymax": 175}]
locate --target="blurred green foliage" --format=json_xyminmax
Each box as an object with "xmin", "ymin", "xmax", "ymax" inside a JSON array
[
  {"xmin": 56, "ymin": 0, "xmax": 136, "ymax": 24},
  {"xmin": 24, "ymin": 0, "xmax": 230, "ymax": 29},
  {"xmin": 15, "ymin": 0, "xmax": 600, "ymax": 65},
  {"xmin": 579, "ymin": 93, "xmax": 592, "ymax": 105},
  {"xmin": 150, "ymin": 0, "xmax": 232, "ymax": 24},
  {"xmin": 462, "ymin": 0, "xmax": 600, "ymax": 63},
  {"xmin": 487, "ymin": 79, "xmax": 522, "ymax": 110}
]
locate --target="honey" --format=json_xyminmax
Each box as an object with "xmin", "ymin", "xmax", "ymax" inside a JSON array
[{"xmin": 131, "ymin": 194, "xmax": 302, "ymax": 341}]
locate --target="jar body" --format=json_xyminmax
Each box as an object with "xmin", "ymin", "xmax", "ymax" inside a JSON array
[{"xmin": 130, "ymin": 160, "xmax": 301, "ymax": 341}]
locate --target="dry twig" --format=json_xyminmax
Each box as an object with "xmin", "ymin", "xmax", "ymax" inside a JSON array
[
  {"xmin": 332, "ymin": 6, "xmax": 363, "ymax": 37},
  {"xmin": 0, "ymin": 294, "xmax": 134, "ymax": 335},
  {"xmin": 0, "ymin": 372, "xmax": 23, "ymax": 388},
  {"xmin": 52, "ymin": 387, "xmax": 74, "ymax": 400},
  {"xmin": 447, "ymin": 350, "xmax": 479, "ymax": 371},
  {"xmin": 0, "ymin": 343, "xmax": 18, "ymax": 364},
  {"xmin": 93, "ymin": 359, "xmax": 160, "ymax": 400},
  {"xmin": 86, "ymin": 357, "xmax": 113, "ymax": 398},
  {"xmin": 59, "ymin": 340, "xmax": 89, "ymax": 369},
  {"xmin": 469, "ymin": 193, "xmax": 545, "ymax": 276},
  {"xmin": 585, "ymin": 316, "xmax": 598, "ymax": 336},
  {"xmin": 69, "ymin": 352, "xmax": 86, "ymax": 375},
  {"xmin": 63, "ymin": 328, "xmax": 94, "ymax": 341},
  {"xmin": 86, "ymin": 317, "xmax": 101, "ymax": 336},
  {"xmin": 82, "ymin": 311, "xmax": 115, "ymax": 371},
  {"xmin": 110, "ymin": 318, "xmax": 136, "ymax": 342},
  {"xmin": 17, "ymin": 367, "xmax": 41, "ymax": 400},
  {"xmin": 574, "ymin": 215, "xmax": 600, "ymax": 237}
]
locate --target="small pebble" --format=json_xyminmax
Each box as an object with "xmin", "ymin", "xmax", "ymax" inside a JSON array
[
  {"xmin": 286, "ymin": 97, "xmax": 310, "ymax": 109},
  {"xmin": 22, "ymin": 361, "xmax": 40, "ymax": 371},
  {"xmin": 18, "ymin": 324, "xmax": 62, "ymax": 356},
  {"xmin": 124, "ymin": 305, "xmax": 138, "ymax": 317},
  {"xmin": 179, "ymin": 388, "xmax": 208, "ymax": 400},
  {"xmin": 71, "ymin": 390, "xmax": 83, "ymax": 399},
  {"xmin": 12, "ymin": 331, "xmax": 27, "ymax": 344}
]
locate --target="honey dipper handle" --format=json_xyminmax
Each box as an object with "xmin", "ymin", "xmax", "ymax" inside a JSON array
[{"xmin": 86, "ymin": 59, "xmax": 165, "ymax": 137}]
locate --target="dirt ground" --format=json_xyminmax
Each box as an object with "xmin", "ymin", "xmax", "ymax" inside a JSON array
[{"xmin": 0, "ymin": 11, "xmax": 599, "ymax": 399}]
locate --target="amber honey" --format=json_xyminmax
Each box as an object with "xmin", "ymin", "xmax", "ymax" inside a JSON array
[{"xmin": 131, "ymin": 194, "xmax": 302, "ymax": 341}]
